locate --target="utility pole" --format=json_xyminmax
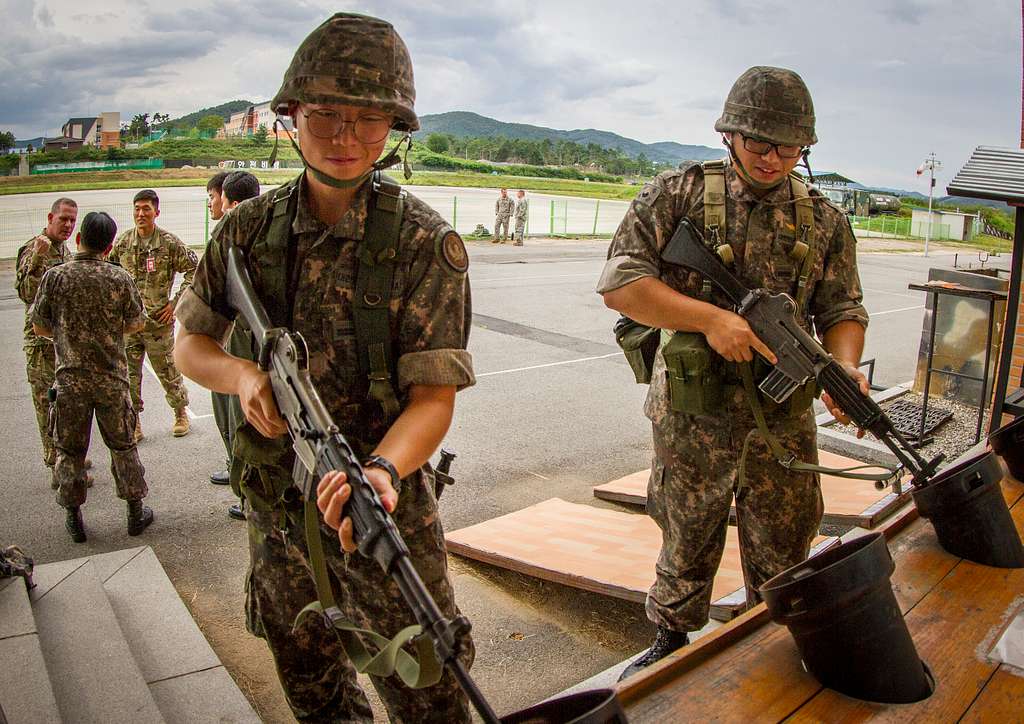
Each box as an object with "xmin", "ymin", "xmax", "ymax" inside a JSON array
[{"xmin": 921, "ymin": 152, "xmax": 942, "ymax": 257}]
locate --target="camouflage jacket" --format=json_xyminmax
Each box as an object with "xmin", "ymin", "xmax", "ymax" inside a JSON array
[
  {"xmin": 495, "ymin": 196, "xmax": 515, "ymax": 218},
  {"xmin": 598, "ymin": 162, "xmax": 869, "ymax": 425},
  {"xmin": 30, "ymin": 252, "xmax": 145, "ymax": 393},
  {"xmin": 109, "ymin": 225, "xmax": 197, "ymax": 317},
  {"xmin": 176, "ymin": 173, "xmax": 475, "ymax": 457},
  {"xmin": 16, "ymin": 232, "xmax": 68, "ymax": 349},
  {"xmin": 514, "ymin": 197, "xmax": 529, "ymax": 222}
]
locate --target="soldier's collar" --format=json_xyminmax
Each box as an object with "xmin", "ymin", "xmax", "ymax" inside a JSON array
[
  {"xmin": 73, "ymin": 251, "xmax": 104, "ymax": 260},
  {"xmin": 725, "ymin": 164, "xmax": 791, "ymax": 205},
  {"xmin": 134, "ymin": 225, "xmax": 162, "ymax": 247},
  {"xmin": 292, "ymin": 173, "xmax": 370, "ymax": 243}
]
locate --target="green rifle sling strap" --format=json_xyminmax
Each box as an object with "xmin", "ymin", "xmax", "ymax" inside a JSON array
[
  {"xmin": 251, "ymin": 178, "xmax": 300, "ymax": 329},
  {"xmin": 789, "ymin": 175, "xmax": 817, "ymax": 312},
  {"xmin": 702, "ymin": 159, "xmax": 728, "ymax": 245},
  {"xmin": 353, "ymin": 172, "xmax": 404, "ymax": 423},
  {"xmin": 298, "ymin": 493, "xmax": 443, "ymax": 688},
  {"xmin": 737, "ymin": 363, "xmax": 898, "ymax": 491}
]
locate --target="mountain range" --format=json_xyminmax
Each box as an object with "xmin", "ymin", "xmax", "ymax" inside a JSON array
[{"xmin": 415, "ymin": 111, "xmax": 725, "ymax": 165}]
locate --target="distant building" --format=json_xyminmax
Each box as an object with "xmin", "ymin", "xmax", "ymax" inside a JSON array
[
  {"xmin": 12, "ymin": 137, "xmax": 45, "ymax": 155},
  {"xmin": 222, "ymin": 102, "xmax": 292, "ymax": 138},
  {"xmin": 60, "ymin": 112, "xmax": 120, "ymax": 149},
  {"xmin": 910, "ymin": 208, "xmax": 980, "ymax": 242},
  {"xmin": 43, "ymin": 137, "xmax": 85, "ymax": 152}
]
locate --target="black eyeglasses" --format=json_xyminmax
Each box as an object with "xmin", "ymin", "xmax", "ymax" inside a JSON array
[
  {"xmin": 301, "ymin": 109, "xmax": 393, "ymax": 143},
  {"xmin": 741, "ymin": 135, "xmax": 804, "ymax": 159}
]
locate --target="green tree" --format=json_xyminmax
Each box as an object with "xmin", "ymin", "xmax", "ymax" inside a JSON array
[
  {"xmin": 197, "ymin": 114, "xmax": 224, "ymax": 133},
  {"xmin": 253, "ymin": 124, "xmax": 269, "ymax": 146},
  {"xmin": 0, "ymin": 130, "xmax": 14, "ymax": 154},
  {"xmin": 126, "ymin": 113, "xmax": 150, "ymax": 140},
  {"xmin": 425, "ymin": 133, "xmax": 450, "ymax": 153}
]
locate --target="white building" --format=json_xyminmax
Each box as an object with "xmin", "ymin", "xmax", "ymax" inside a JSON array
[{"xmin": 910, "ymin": 208, "xmax": 980, "ymax": 241}]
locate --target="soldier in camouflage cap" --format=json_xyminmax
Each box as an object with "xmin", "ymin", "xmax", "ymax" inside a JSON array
[
  {"xmin": 598, "ymin": 66, "xmax": 871, "ymax": 680},
  {"xmin": 174, "ymin": 12, "xmax": 475, "ymax": 722}
]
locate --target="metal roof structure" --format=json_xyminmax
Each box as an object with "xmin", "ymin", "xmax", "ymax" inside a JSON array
[
  {"xmin": 797, "ymin": 170, "xmax": 858, "ymax": 186},
  {"xmin": 947, "ymin": 145, "xmax": 1024, "ymax": 204}
]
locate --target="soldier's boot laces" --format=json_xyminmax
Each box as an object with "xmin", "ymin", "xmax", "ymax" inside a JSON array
[
  {"xmin": 618, "ymin": 627, "xmax": 689, "ymax": 682},
  {"xmin": 127, "ymin": 500, "xmax": 154, "ymax": 536},
  {"xmin": 172, "ymin": 408, "xmax": 190, "ymax": 437},
  {"xmin": 65, "ymin": 507, "xmax": 86, "ymax": 544},
  {"xmin": 134, "ymin": 418, "xmax": 144, "ymax": 443}
]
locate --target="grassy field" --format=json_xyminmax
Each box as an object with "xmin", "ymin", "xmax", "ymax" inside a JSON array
[{"xmin": 0, "ymin": 166, "xmax": 639, "ymax": 201}]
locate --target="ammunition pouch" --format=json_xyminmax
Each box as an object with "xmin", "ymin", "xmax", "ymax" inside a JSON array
[
  {"xmin": 613, "ymin": 315, "xmax": 660, "ymax": 384},
  {"xmin": 725, "ymin": 357, "xmax": 819, "ymax": 420},
  {"xmin": 662, "ymin": 330, "xmax": 724, "ymax": 415}
]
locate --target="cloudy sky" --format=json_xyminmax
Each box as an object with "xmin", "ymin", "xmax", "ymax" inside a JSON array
[{"xmin": 2, "ymin": 0, "xmax": 1020, "ymax": 190}]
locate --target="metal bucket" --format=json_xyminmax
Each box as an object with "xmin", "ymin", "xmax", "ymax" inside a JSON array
[
  {"xmin": 989, "ymin": 415, "xmax": 1024, "ymax": 481},
  {"xmin": 760, "ymin": 533, "xmax": 933, "ymax": 704},
  {"xmin": 501, "ymin": 689, "xmax": 628, "ymax": 724},
  {"xmin": 913, "ymin": 450, "xmax": 1024, "ymax": 568}
]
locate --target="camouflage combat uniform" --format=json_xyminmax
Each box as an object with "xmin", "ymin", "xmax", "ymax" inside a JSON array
[
  {"xmin": 16, "ymin": 233, "xmax": 68, "ymax": 469},
  {"xmin": 494, "ymin": 194, "xmax": 514, "ymax": 241},
  {"xmin": 176, "ymin": 173, "xmax": 475, "ymax": 723},
  {"xmin": 30, "ymin": 252, "xmax": 148, "ymax": 509},
  {"xmin": 109, "ymin": 225, "xmax": 196, "ymax": 413},
  {"xmin": 597, "ymin": 162, "xmax": 869, "ymax": 631},
  {"xmin": 513, "ymin": 196, "xmax": 529, "ymax": 244}
]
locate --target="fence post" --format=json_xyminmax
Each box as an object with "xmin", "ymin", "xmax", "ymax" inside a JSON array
[
  {"xmin": 452, "ymin": 196, "xmax": 457, "ymax": 232},
  {"xmin": 550, "ymin": 199, "xmax": 555, "ymax": 236},
  {"xmin": 593, "ymin": 200, "xmax": 600, "ymax": 235}
]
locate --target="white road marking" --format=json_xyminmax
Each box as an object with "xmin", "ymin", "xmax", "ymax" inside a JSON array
[
  {"xmin": 868, "ymin": 305, "xmax": 925, "ymax": 317},
  {"xmin": 527, "ymin": 471, "xmax": 550, "ymax": 481},
  {"xmin": 476, "ymin": 352, "xmax": 620, "ymax": 378}
]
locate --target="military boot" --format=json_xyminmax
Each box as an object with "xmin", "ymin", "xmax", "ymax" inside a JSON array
[
  {"xmin": 172, "ymin": 408, "xmax": 190, "ymax": 437},
  {"xmin": 134, "ymin": 417, "xmax": 144, "ymax": 443},
  {"xmin": 127, "ymin": 499, "xmax": 154, "ymax": 536},
  {"xmin": 617, "ymin": 627, "xmax": 689, "ymax": 681},
  {"xmin": 65, "ymin": 507, "xmax": 86, "ymax": 543}
]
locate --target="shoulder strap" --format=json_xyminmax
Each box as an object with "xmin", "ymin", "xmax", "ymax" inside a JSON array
[
  {"xmin": 789, "ymin": 175, "xmax": 817, "ymax": 311},
  {"xmin": 249, "ymin": 178, "xmax": 300, "ymax": 329},
  {"xmin": 702, "ymin": 159, "xmax": 727, "ymax": 245},
  {"xmin": 353, "ymin": 172, "xmax": 404, "ymax": 423}
]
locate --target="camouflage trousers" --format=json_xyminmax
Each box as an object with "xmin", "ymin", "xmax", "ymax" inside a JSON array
[
  {"xmin": 493, "ymin": 215, "xmax": 511, "ymax": 241},
  {"xmin": 52, "ymin": 384, "xmax": 147, "ymax": 509},
  {"xmin": 126, "ymin": 319, "xmax": 189, "ymax": 413},
  {"xmin": 243, "ymin": 469, "xmax": 473, "ymax": 723},
  {"xmin": 513, "ymin": 218, "xmax": 526, "ymax": 243},
  {"xmin": 25, "ymin": 343, "xmax": 56, "ymax": 468},
  {"xmin": 645, "ymin": 399, "xmax": 823, "ymax": 632}
]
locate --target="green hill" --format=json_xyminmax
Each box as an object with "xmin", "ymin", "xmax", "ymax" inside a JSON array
[
  {"xmin": 416, "ymin": 111, "xmax": 724, "ymax": 165},
  {"xmin": 157, "ymin": 100, "xmax": 255, "ymax": 129}
]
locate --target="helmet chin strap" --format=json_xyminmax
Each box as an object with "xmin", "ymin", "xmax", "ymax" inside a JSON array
[
  {"xmin": 268, "ymin": 118, "xmax": 413, "ymax": 190},
  {"xmin": 721, "ymin": 135, "xmax": 789, "ymax": 192}
]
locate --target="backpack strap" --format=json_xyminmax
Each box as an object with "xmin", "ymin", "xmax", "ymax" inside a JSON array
[
  {"xmin": 702, "ymin": 159, "xmax": 727, "ymax": 247},
  {"xmin": 789, "ymin": 174, "xmax": 817, "ymax": 312},
  {"xmin": 353, "ymin": 172, "xmax": 404, "ymax": 423},
  {"xmin": 249, "ymin": 178, "xmax": 300, "ymax": 329}
]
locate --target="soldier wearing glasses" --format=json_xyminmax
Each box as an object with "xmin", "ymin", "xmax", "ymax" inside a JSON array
[
  {"xmin": 599, "ymin": 66, "xmax": 869, "ymax": 679},
  {"xmin": 174, "ymin": 13, "xmax": 474, "ymax": 722}
]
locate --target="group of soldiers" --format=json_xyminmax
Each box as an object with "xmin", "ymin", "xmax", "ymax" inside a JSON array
[
  {"xmin": 17, "ymin": 172, "xmax": 261, "ymax": 541},
  {"xmin": 493, "ymin": 187, "xmax": 528, "ymax": 244},
  {"xmin": 15, "ymin": 11, "xmax": 870, "ymax": 723}
]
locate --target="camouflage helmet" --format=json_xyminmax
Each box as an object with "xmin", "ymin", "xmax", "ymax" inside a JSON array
[
  {"xmin": 271, "ymin": 13, "xmax": 419, "ymax": 133},
  {"xmin": 714, "ymin": 66, "xmax": 817, "ymax": 147}
]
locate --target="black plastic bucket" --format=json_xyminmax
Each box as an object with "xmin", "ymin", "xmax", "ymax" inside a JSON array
[
  {"xmin": 913, "ymin": 450, "xmax": 1024, "ymax": 568},
  {"xmin": 990, "ymin": 416, "xmax": 1024, "ymax": 481},
  {"xmin": 501, "ymin": 689, "xmax": 628, "ymax": 724},
  {"xmin": 760, "ymin": 533, "xmax": 933, "ymax": 704}
]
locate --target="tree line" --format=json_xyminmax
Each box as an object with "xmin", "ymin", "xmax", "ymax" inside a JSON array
[{"xmin": 422, "ymin": 133, "xmax": 661, "ymax": 177}]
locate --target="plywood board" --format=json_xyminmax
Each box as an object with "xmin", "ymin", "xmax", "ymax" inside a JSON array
[
  {"xmin": 593, "ymin": 450, "xmax": 912, "ymax": 529},
  {"xmin": 446, "ymin": 498, "xmax": 834, "ymax": 621}
]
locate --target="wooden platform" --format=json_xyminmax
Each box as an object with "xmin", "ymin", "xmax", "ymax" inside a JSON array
[
  {"xmin": 446, "ymin": 498, "xmax": 835, "ymax": 622},
  {"xmin": 593, "ymin": 450, "xmax": 912, "ymax": 529},
  {"xmin": 615, "ymin": 477, "xmax": 1024, "ymax": 722}
]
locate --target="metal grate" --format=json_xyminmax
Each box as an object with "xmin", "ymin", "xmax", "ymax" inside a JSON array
[{"xmin": 886, "ymin": 399, "xmax": 953, "ymax": 439}]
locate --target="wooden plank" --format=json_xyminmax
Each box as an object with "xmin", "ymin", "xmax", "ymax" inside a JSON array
[
  {"xmin": 593, "ymin": 451, "xmax": 912, "ymax": 528},
  {"xmin": 959, "ymin": 665, "xmax": 1024, "ymax": 724}
]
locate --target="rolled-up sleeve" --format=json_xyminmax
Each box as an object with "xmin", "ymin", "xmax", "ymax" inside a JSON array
[
  {"xmin": 30, "ymin": 271, "xmax": 55, "ymax": 329},
  {"xmin": 596, "ymin": 178, "xmax": 673, "ymax": 294},
  {"xmin": 811, "ymin": 217, "xmax": 870, "ymax": 335}
]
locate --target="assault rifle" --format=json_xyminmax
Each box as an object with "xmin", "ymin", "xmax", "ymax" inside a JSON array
[
  {"xmin": 661, "ymin": 219, "xmax": 943, "ymax": 489},
  {"xmin": 225, "ymin": 246, "xmax": 500, "ymax": 724}
]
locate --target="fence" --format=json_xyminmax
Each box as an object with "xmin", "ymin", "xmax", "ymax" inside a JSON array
[
  {"xmin": 1, "ymin": 189, "xmax": 632, "ymax": 259},
  {"xmin": 850, "ymin": 215, "xmax": 951, "ymax": 240}
]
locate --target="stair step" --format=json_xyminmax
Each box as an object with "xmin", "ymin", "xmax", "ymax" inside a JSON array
[
  {"xmin": 149, "ymin": 669, "xmax": 261, "ymax": 724},
  {"xmin": 32, "ymin": 559, "xmax": 165, "ymax": 724},
  {"xmin": 0, "ymin": 578, "xmax": 61, "ymax": 724}
]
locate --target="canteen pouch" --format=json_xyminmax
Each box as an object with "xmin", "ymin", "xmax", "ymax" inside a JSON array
[
  {"xmin": 662, "ymin": 330, "xmax": 724, "ymax": 415},
  {"xmin": 614, "ymin": 315, "xmax": 660, "ymax": 384}
]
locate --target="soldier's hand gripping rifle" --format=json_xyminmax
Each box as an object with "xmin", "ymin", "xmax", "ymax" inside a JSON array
[
  {"xmin": 661, "ymin": 220, "xmax": 943, "ymax": 489},
  {"xmin": 225, "ymin": 246, "xmax": 500, "ymax": 724}
]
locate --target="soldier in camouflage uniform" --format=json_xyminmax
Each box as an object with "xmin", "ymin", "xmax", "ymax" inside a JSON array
[
  {"xmin": 598, "ymin": 66, "xmax": 871, "ymax": 679},
  {"xmin": 174, "ymin": 14, "xmax": 475, "ymax": 723},
  {"xmin": 493, "ymin": 188, "xmax": 514, "ymax": 242},
  {"xmin": 109, "ymin": 189, "xmax": 197, "ymax": 439},
  {"xmin": 31, "ymin": 211, "xmax": 152, "ymax": 543},
  {"xmin": 512, "ymin": 189, "xmax": 528, "ymax": 245},
  {"xmin": 16, "ymin": 198, "xmax": 77, "ymax": 478}
]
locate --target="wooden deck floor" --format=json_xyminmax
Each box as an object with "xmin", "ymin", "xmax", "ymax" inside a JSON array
[{"xmin": 615, "ymin": 477, "xmax": 1024, "ymax": 722}]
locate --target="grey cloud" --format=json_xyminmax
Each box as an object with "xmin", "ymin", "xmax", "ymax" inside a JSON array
[
  {"xmin": 143, "ymin": 0, "xmax": 323, "ymax": 41},
  {"xmin": 878, "ymin": 0, "xmax": 931, "ymax": 24},
  {"xmin": 34, "ymin": 2, "xmax": 54, "ymax": 27}
]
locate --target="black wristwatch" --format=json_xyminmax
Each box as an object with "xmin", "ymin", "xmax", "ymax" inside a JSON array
[{"xmin": 363, "ymin": 455, "xmax": 401, "ymax": 496}]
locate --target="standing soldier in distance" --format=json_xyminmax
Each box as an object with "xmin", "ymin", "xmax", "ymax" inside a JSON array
[
  {"xmin": 31, "ymin": 211, "xmax": 152, "ymax": 543},
  {"xmin": 109, "ymin": 189, "xmax": 197, "ymax": 440},
  {"xmin": 599, "ymin": 66, "xmax": 870, "ymax": 679},
  {"xmin": 512, "ymin": 188, "xmax": 528, "ymax": 245},
  {"xmin": 174, "ymin": 14, "xmax": 475, "ymax": 722},
  {"xmin": 16, "ymin": 198, "xmax": 83, "ymax": 486},
  {"xmin": 493, "ymin": 187, "xmax": 514, "ymax": 243}
]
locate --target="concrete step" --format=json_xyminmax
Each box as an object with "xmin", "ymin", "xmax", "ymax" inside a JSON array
[
  {"xmin": 31, "ymin": 558, "xmax": 166, "ymax": 724},
  {"xmin": 0, "ymin": 576, "xmax": 61, "ymax": 724}
]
